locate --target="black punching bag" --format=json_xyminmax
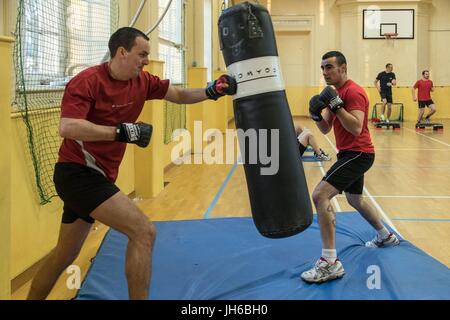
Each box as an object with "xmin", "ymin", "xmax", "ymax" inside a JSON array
[{"xmin": 218, "ymin": 2, "xmax": 313, "ymax": 238}]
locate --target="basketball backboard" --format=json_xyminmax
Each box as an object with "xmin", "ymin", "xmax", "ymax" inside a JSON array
[{"xmin": 363, "ymin": 9, "xmax": 414, "ymax": 39}]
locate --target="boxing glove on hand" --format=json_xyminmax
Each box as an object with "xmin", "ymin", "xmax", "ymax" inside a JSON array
[
  {"xmin": 319, "ymin": 86, "xmax": 344, "ymax": 113},
  {"xmin": 309, "ymin": 95, "xmax": 327, "ymax": 122},
  {"xmin": 205, "ymin": 74, "xmax": 237, "ymax": 100},
  {"xmin": 115, "ymin": 122, "xmax": 152, "ymax": 148}
]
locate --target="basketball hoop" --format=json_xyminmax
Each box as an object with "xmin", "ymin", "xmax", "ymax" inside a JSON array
[
  {"xmin": 383, "ymin": 32, "xmax": 398, "ymax": 40},
  {"xmin": 383, "ymin": 32, "xmax": 398, "ymax": 48}
]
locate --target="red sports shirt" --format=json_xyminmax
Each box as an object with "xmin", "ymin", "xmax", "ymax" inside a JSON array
[
  {"xmin": 332, "ymin": 80, "xmax": 375, "ymax": 153},
  {"xmin": 58, "ymin": 62, "xmax": 170, "ymax": 182},
  {"xmin": 413, "ymin": 79, "xmax": 433, "ymax": 101}
]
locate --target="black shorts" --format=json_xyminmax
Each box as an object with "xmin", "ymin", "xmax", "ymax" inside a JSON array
[
  {"xmin": 322, "ymin": 151, "xmax": 375, "ymax": 194},
  {"xmin": 298, "ymin": 142, "xmax": 307, "ymax": 157},
  {"xmin": 54, "ymin": 162, "xmax": 120, "ymax": 224},
  {"xmin": 418, "ymin": 100, "xmax": 434, "ymax": 108},
  {"xmin": 380, "ymin": 91, "xmax": 393, "ymax": 103}
]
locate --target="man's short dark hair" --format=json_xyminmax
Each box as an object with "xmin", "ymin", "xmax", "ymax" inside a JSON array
[
  {"xmin": 386, "ymin": 63, "xmax": 393, "ymax": 68},
  {"xmin": 422, "ymin": 70, "xmax": 429, "ymax": 75},
  {"xmin": 322, "ymin": 51, "xmax": 347, "ymax": 66},
  {"xmin": 108, "ymin": 27, "xmax": 149, "ymax": 58}
]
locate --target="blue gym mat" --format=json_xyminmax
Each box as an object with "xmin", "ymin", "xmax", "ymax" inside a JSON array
[
  {"xmin": 76, "ymin": 212, "xmax": 450, "ymax": 300},
  {"xmin": 301, "ymin": 155, "xmax": 318, "ymax": 162}
]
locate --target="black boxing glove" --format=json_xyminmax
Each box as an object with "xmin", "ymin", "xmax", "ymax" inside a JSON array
[
  {"xmin": 319, "ymin": 86, "xmax": 344, "ymax": 113},
  {"xmin": 115, "ymin": 122, "xmax": 152, "ymax": 148},
  {"xmin": 309, "ymin": 95, "xmax": 327, "ymax": 122}
]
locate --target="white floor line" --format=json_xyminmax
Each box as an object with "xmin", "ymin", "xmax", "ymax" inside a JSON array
[
  {"xmin": 323, "ymin": 134, "xmax": 402, "ymax": 237},
  {"xmin": 336, "ymin": 195, "xmax": 450, "ymax": 199},
  {"xmin": 363, "ymin": 186, "xmax": 402, "ymax": 237},
  {"xmin": 403, "ymin": 127, "xmax": 450, "ymax": 148}
]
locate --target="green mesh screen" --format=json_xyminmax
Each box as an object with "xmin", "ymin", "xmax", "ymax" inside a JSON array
[
  {"xmin": 13, "ymin": 0, "xmax": 119, "ymax": 204},
  {"xmin": 371, "ymin": 103, "xmax": 404, "ymax": 122},
  {"xmin": 164, "ymin": 98, "xmax": 186, "ymax": 144}
]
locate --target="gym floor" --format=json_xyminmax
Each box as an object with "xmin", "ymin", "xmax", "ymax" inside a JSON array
[{"xmin": 11, "ymin": 117, "xmax": 450, "ymax": 300}]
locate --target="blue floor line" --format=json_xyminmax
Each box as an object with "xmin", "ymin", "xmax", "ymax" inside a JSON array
[{"xmin": 203, "ymin": 161, "xmax": 238, "ymax": 219}]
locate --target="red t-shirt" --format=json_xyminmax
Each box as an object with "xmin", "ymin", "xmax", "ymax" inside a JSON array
[
  {"xmin": 332, "ymin": 80, "xmax": 375, "ymax": 153},
  {"xmin": 58, "ymin": 62, "xmax": 170, "ymax": 182},
  {"xmin": 413, "ymin": 79, "xmax": 433, "ymax": 101}
]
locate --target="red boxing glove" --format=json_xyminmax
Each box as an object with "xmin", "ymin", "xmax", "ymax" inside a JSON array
[{"xmin": 205, "ymin": 74, "xmax": 237, "ymax": 100}]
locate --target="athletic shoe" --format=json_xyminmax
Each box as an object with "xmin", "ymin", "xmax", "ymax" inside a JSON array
[
  {"xmin": 386, "ymin": 118, "xmax": 390, "ymax": 123},
  {"xmin": 425, "ymin": 118, "xmax": 430, "ymax": 124},
  {"xmin": 314, "ymin": 151, "xmax": 331, "ymax": 161},
  {"xmin": 365, "ymin": 233, "xmax": 400, "ymax": 248},
  {"xmin": 301, "ymin": 257, "xmax": 345, "ymax": 283},
  {"xmin": 380, "ymin": 114, "xmax": 385, "ymax": 121}
]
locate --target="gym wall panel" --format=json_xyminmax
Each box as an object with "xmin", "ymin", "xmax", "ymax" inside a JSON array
[
  {"xmin": 286, "ymin": 86, "xmax": 321, "ymax": 117},
  {"xmin": 429, "ymin": 0, "xmax": 450, "ymax": 84},
  {"xmin": 0, "ymin": 3, "xmax": 4, "ymax": 36},
  {"xmin": 0, "ymin": 36, "xmax": 14, "ymax": 300},
  {"xmin": 10, "ymin": 115, "xmax": 62, "ymax": 279},
  {"xmin": 270, "ymin": 0, "xmax": 339, "ymax": 86}
]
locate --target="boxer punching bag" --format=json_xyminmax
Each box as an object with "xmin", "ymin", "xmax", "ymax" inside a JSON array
[{"xmin": 218, "ymin": 2, "xmax": 312, "ymax": 238}]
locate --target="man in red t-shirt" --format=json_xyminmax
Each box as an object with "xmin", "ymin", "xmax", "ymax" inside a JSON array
[
  {"xmin": 412, "ymin": 70, "xmax": 437, "ymax": 125},
  {"xmin": 27, "ymin": 27, "xmax": 236, "ymax": 300},
  {"xmin": 301, "ymin": 51, "xmax": 399, "ymax": 284}
]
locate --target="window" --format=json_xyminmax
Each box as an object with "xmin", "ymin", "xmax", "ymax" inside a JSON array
[
  {"xmin": 204, "ymin": 0, "xmax": 212, "ymax": 82},
  {"xmin": 158, "ymin": 0, "xmax": 185, "ymax": 84},
  {"xmin": 158, "ymin": 0, "xmax": 186, "ymax": 144},
  {"xmin": 18, "ymin": 0, "xmax": 117, "ymax": 90}
]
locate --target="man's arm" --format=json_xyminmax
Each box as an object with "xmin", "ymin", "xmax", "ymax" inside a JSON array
[
  {"xmin": 60, "ymin": 118, "xmax": 153, "ymax": 147},
  {"xmin": 59, "ymin": 118, "xmax": 116, "ymax": 141},
  {"xmin": 163, "ymin": 86, "xmax": 208, "ymax": 104},
  {"xmin": 374, "ymin": 79, "xmax": 380, "ymax": 92},
  {"xmin": 391, "ymin": 75, "xmax": 397, "ymax": 87},
  {"xmin": 335, "ymin": 108, "xmax": 364, "ymax": 136},
  {"xmin": 318, "ymin": 86, "xmax": 364, "ymax": 136},
  {"xmin": 412, "ymin": 85, "xmax": 417, "ymax": 101},
  {"xmin": 316, "ymin": 109, "xmax": 334, "ymax": 134},
  {"xmin": 163, "ymin": 74, "xmax": 236, "ymax": 104}
]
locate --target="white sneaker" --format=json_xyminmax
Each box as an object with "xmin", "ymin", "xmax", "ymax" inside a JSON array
[
  {"xmin": 386, "ymin": 119, "xmax": 390, "ymax": 123},
  {"xmin": 314, "ymin": 151, "xmax": 331, "ymax": 161},
  {"xmin": 301, "ymin": 257, "xmax": 345, "ymax": 283},
  {"xmin": 365, "ymin": 233, "xmax": 400, "ymax": 248}
]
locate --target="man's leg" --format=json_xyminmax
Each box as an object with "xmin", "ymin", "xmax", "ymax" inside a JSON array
[
  {"xmin": 305, "ymin": 133, "xmax": 321, "ymax": 156},
  {"xmin": 417, "ymin": 106, "xmax": 425, "ymax": 123},
  {"xmin": 380, "ymin": 98, "xmax": 387, "ymax": 120},
  {"xmin": 345, "ymin": 193, "xmax": 384, "ymax": 230},
  {"xmin": 312, "ymin": 181, "xmax": 340, "ymax": 249},
  {"xmin": 90, "ymin": 192, "xmax": 156, "ymax": 300},
  {"xmin": 27, "ymin": 219, "xmax": 92, "ymax": 300},
  {"xmin": 346, "ymin": 193, "xmax": 399, "ymax": 248},
  {"xmin": 386, "ymin": 103, "xmax": 392, "ymax": 121},
  {"xmin": 426, "ymin": 104, "xmax": 436, "ymax": 120},
  {"xmin": 301, "ymin": 181, "xmax": 344, "ymax": 283}
]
